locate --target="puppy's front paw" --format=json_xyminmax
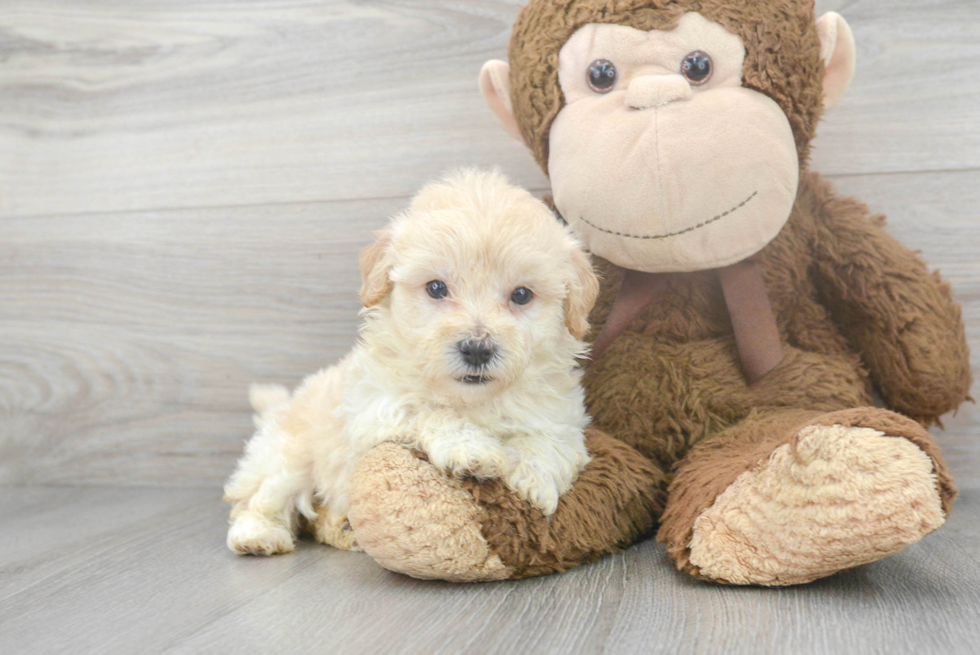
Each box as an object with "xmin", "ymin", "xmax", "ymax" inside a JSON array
[
  {"xmin": 504, "ymin": 471, "xmax": 562, "ymax": 516},
  {"xmin": 502, "ymin": 437, "xmax": 588, "ymax": 516},
  {"xmin": 227, "ymin": 514, "xmax": 295, "ymax": 556},
  {"xmin": 425, "ymin": 430, "xmax": 507, "ymax": 479}
]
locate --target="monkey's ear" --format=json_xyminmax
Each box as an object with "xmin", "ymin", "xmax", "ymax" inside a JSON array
[
  {"xmin": 479, "ymin": 60, "xmax": 522, "ymax": 141},
  {"xmin": 359, "ymin": 230, "xmax": 393, "ymax": 308},
  {"xmin": 565, "ymin": 248, "xmax": 600, "ymax": 340},
  {"xmin": 816, "ymin": 12, "xmax": 856, "ymax": 110}
]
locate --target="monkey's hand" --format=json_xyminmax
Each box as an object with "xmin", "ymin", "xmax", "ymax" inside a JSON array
[{"xmin": 810, "ymin": 179, "xmax": 971, "ymax": 424}]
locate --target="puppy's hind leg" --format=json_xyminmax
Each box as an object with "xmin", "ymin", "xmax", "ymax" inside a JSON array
[
  {"xmin": 225, "ymin": 410, "xmax": 313, "ymax": 556},
  {"xmin": 311, "ymin": 502, "xmax": 362, "ymax": 551},
  {"xmin": 227, "ymin": 473, "xmax": 307, "ymax": 556}
]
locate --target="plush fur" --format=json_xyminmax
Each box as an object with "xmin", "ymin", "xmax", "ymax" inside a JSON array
[
  {"xmin": 224, "ymin": 170, "xmax": 600, "ymax": 555},
  {"xmin": 507, "ymin": 0, "xmax": 826, "ymax": 172},
  {"xmin": 350, "ymin": 428, "xmax": 666, "ymax": 580},
  {"xmin": 340, "ymin": 0, "xmax": 971, "ymax": 585},
  {"xmin": 673, "ymin": 409, "xmax": 954, "ymax": 585},
  {"xmin": 347, "ymin": 174, "xmax": 968, "ymax": 582}
]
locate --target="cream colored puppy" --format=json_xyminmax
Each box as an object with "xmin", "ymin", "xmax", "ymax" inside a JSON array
[{"xmin": 224, "ymin": 170, "xmax": 600, "ymax": 556}]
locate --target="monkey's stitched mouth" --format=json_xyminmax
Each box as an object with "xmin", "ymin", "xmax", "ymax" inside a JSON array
[{"xmin": 575, "ymin": 190, "xmax": 758, "ymax": 240}]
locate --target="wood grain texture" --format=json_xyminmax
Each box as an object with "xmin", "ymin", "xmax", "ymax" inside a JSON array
[
  {"xmin": 2, "ymin": 3, "xmax": 978, "ymax": 652},
  {"xmin": 809, "ymin": 0, "xmax": 980, "ymax": 175},
  {"xmin": 2, "ymin": 171, "xmax": 977, "ymax": 486},
  {"xmin": 0, "ymin": 0, "xmax": 547, "ymax": 218},
  {"xmin": 0, "ymin": 197, "xmax": 401, "ymax": 484},
  {"xmin": 0, "ymin": 2, "xmax": 978, "ymax": 487},
  {"xmin": 1, "ymin": 0, "xmax": 979, "ymax": 219},
  {"xmin": 0, "ymin": 486, "xmax": 978, "ymax": 655}
]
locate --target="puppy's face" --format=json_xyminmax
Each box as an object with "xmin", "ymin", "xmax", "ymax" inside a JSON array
[{"xmin": 359, "ymin": 171, "xmax": 599, "ymax": 404}]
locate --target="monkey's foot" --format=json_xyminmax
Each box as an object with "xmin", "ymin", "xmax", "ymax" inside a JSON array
[{"xmin": 659, "ymin": 408, "xmax": 956, "ymax": 586}]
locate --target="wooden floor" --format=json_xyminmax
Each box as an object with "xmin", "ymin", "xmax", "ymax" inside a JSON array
[
  {"xmin": 2, "ymin": 0, "xmax": 980, "ymax": 653},
  {"xmin": 0, "ymin": 484, "xmax": 978, "ymax": 655}
]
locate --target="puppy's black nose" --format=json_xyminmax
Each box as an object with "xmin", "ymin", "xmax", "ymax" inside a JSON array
[{"xmin": 458, "ymin": 339, "xmax": 495, "ymax": 368}]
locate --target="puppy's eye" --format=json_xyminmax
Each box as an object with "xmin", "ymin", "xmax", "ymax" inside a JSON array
[
  {"xmin": 426, "ymin": 280, "xmax": 448, "ymax": 299},
  {"xmin": 510, "ymin": 287, "xmax": 533, "ymax": 305},
  {"xmin": 681, "ymin": 51, "xmax": 712, "ymax": 85},
  {"xmin": 586, "ymin": 59, "xmax": 617, "ymax": 93}
]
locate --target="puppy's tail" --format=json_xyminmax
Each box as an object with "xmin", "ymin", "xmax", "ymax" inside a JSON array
[{"xmin": 249, "ymin": 383, "xmax": 290, "ymax": 416}]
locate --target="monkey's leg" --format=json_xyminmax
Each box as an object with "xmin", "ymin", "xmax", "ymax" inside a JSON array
[
  {"xmin": 346, "ymin": 428, "xmax": 667, "ymax": 581},
  {"xmin": 658, "ymin": 408, "xmax": 956, "ymax": 586}
]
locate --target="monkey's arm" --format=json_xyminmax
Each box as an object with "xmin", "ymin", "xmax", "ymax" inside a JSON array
[{"xmin": 808, "ymin": 179, "xmax": 972, "ymax": 425}]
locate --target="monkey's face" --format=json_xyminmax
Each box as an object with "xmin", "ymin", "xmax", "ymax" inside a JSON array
[
  {"xmin": 481, "ymin": 5, "xmax": 855, "ymax": 275},
  {"xmin": 548, "ymin": 12, "xmax": 798, "ymax": 273}
]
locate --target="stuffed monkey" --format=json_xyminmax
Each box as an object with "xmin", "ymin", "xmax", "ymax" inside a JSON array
[{"xmin": 341, "ymin": 0, "xmax": 972, "ymax": 585}]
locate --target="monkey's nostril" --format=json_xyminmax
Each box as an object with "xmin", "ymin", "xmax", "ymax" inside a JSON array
[{"xmin": 458, "ymin": 339, "xmax": 495, "ymax": 368}]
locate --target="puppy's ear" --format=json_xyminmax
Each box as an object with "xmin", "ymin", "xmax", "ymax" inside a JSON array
[
  {"xmin": 564, "ymin": 249, "xmax": 600, "ymax": 339},
  {"xmin": 359, "ymin": 230, "xmax": 394, "ymax": 307}
]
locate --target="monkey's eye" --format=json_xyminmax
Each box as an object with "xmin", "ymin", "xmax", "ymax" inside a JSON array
[
  {"xmin": 681, "ymin": 51, "xmax": 712, "ymax": 85},
  {"xmin": 586, "ymin": 59, "xmax": 618, "ymax": 93},
  {"xmin": 510, "ymin": 287, "xmax": 533, "ymax": 305},
  {"xmin": 426, "ymin": 280, "xmax": 448, "ymax": 299}
]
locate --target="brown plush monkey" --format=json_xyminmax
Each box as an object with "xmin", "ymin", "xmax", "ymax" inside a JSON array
[{"xmin": 342, "ymin": 0, "xmax": 972, "ymax": 585}]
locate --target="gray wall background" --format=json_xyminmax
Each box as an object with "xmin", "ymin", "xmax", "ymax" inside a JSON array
[{"xmin": 1, "ymin": 0, "xmax": 977, "ymax": 487}]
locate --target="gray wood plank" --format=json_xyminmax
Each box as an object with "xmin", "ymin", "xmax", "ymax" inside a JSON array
[
  {"xmin": 0, "ymin": 486, "xmax": 978, "ymax": 655},
  {"xmin": 810, "ymin": 0, "xmax": 980, "ymax": 176},
  {"xmin": 943, "ymin": 484, "xmax": 980, "ymax": 561},
  {"xmin": 0, "ymin": 0, "xmax": 547, "ymax": 218},
  {"xmin": 0, "ymin": 488, "xmax": 331, "ymax": 653},
  {"xmin": 1, "ymin": 0, "xmax": 979, "ymax": 219},
  {"xmin": 0, "ymin": 486, "xmax": 210, "ymax": 597},
  {"xmin": 0, "ymin": 196, "xmax": 400, "ymax": 485},
  {"xmin": 2, "ymin": 171, "xmax": 977, "ymax": 486}
]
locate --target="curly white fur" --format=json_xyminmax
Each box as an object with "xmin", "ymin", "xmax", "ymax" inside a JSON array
[{"xmin": 224, "ymin": 170, "xmax": 599, "ymax": 555}]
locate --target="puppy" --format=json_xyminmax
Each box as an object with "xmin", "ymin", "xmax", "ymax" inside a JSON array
[{"xmin": 224, "ymin": 169, "xmax": 600, "ymax": 556}]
